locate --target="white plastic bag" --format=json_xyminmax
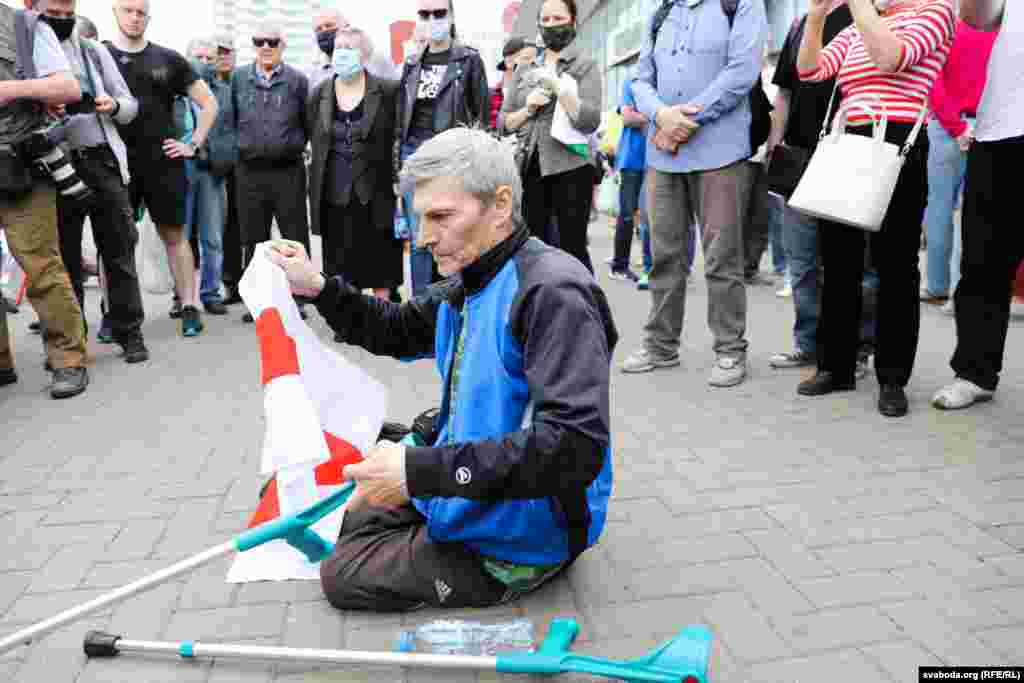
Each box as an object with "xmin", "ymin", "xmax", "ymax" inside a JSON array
[
  {"xmin": 596, "ymin": 173, "xmax": 620, "ymax": 216},
  {"xmin": 137, "ymin": 212, "xmax": 174, "ymax": 295},
  {"xmin": 550, "ymin": 74, "xmax": 589, "ymax": 159}
]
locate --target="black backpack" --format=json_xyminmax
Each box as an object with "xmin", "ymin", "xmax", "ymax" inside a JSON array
[{"xmin": 650, "ymin": 0, "xmax": 773, "ymax": 153}]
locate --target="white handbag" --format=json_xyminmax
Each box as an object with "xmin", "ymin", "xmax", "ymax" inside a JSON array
[{"xmin": 788, "ymin": 90, "xmax": 928, "ymax": 232}]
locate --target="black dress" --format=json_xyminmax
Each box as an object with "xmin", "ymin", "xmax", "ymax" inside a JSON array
[{"xmin": 321, "ymin": 101, "xmax": 403, "ymax": 289}]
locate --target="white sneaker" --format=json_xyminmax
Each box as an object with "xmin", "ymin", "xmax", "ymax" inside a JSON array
[
  {"xmin": 621, "ymin": 348, "xmax": 681, "ymax": 374},
  {"xmin": 709, "ymin": 355, "xmax": 747, "ymax": 387},
  {"xmin": 932, "ymin": 379, "xmax": 994, "ymax": 410},
  {"xmin": 776, "ymin": 283, "xmax": 793, "ymax": 298},
  {"xmin": 941, "ymin": 299, "xmax": 955, "ymax": 317}
]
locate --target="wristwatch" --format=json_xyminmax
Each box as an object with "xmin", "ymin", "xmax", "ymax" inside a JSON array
[{"xmin": 187, "ymin": 141, "xmax": 200, "ymax": 155}]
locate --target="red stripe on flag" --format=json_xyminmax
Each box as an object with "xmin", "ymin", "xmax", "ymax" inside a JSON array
[
  {"xmin": 255, "ymin": 308, "xmax": 300, "ymax": 386},
  {"xmin": 247, "ymin": 432, "xmax": 364, "ymax": 528}
]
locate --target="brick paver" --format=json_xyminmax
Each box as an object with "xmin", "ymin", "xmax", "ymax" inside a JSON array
[{"xmin": 1, "ymin": 222, "xmax": 1022, "ymax": 682}]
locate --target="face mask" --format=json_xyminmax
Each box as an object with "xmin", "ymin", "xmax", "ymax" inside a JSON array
[
  {"xmin": 332, "ymin": 47, "xmax": 363, "ymax": 81},
  {"xmin": 540, "ymin": 23, "xmax": 576, "ymax": 53},
  {"xmin": 316, "ymin": 30, "xmax": 337, "ymax": 57},
  {"xmin": 420, "ymin": 16, "xmax": 451, "ymax": 43},
  {"xmin": 43, "ymin": 15, "xmax": 76, "ymax": 42}
]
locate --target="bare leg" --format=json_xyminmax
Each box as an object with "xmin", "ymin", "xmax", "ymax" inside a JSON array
[{"xmin": 157, "ymin": 224, "xmax": 198, "ymax": 309}]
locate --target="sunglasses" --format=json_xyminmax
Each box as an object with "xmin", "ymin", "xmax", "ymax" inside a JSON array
[
  {"xmin": 252, "ymin": 37, "xmax": 281, "ymax": 48},
  {"xmin": 416, "ymin": 9, "xmax": 449, "ymax": 20}
]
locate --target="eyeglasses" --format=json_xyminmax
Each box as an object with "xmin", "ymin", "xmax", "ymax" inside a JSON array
[
  {"xmin": 252, "ymin": 37, "xmax": 281, "ymax": 48},
  {"xmin": 416, "ymin": 9, "xmax": 449, "ymax": 20}
]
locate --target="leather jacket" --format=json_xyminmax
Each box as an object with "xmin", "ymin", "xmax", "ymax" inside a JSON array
[{"xmin": 393, "ymin": 42, "xmax": 489, "ymax": 175}]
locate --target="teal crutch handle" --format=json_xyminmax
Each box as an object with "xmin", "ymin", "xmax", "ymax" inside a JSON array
[
  {"xmin": 539, "ymin": 618, "xmax": 579, "ymax": 654},
  {"xmin": 234, "ymin": 481, "xmax": 356, "ymax": 562}
]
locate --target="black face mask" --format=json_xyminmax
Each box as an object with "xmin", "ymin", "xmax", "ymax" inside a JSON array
[
  {"xmin": 539, "ymin": 23, "xmax": 576, "ymax": 53},
  {"xmin": 316, "ymin": 30, "xmax": 337, "ymax": 57},
  {"xmin": 43, "ymin": 15, "xmax": 76, "ymax": 42}
]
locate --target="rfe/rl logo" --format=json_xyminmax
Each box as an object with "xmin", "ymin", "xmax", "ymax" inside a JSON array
[{"xmin": 455, "ymin": 467, "xmax": 471, "ymax": 485}]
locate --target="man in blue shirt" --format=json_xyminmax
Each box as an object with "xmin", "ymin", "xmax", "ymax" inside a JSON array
[
  {"xmin": 622, "ymin": 0, "xmax": 767, "ymax": 388},
  {"xmin": 608, "ymin": 74, "xmax": 647, "ymax": 283}
]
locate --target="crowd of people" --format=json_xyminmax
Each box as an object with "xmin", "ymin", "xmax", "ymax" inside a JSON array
[{"xmin": 0, "ymin": 0, "xmax": 1021, "ymax": 415}]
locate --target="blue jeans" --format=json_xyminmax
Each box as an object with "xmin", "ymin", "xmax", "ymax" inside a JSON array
[
  {"xmin": 401, "ymin": 140, "xmax": 435, "ymax": 298},
  {"xmin": 779, "ymin": 195, "xmax": 819, "ymax": 354},
  {"xmin": 184, "ymin": 167, "xmax": 226, "ymax": 304},
  {"xmin": 769, "ymin": 197, "xmax": 786, "ymax": 275},
  {"xmin": 612, "ymin": 170, "xmax": 644, "ymax": 272},
  {"xmin": 923, "ymin": 119, "xmax": 967, "ymax": 296}
]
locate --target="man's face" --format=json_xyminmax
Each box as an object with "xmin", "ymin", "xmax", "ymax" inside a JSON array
[
  {"xmin": 41, "ymin": 0, "xmax": 76, "ymax": 21},
  {"xmin": 215, "ymin": 47, "xmax": 235, "ymax": 75},
  {"xmin": 113, "ymin": 0, "xmax": 148, "ymax": 39},
  {"xmin": 413, "ymin": 176, "xmax": 512, "ymax": 277},
  {"xmin": 253, "ymin": 32, "xmax": 283, "ymax": 68}
]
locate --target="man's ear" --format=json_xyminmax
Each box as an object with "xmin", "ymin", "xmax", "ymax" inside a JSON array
[{"xmin": 492, "ymin": 185, "xmax": 514, "ymax": 225}]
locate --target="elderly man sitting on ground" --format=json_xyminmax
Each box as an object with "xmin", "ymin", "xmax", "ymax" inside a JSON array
[{"xmin": 269, "ymin": 128, "xmax": 617, "ymax": 611}]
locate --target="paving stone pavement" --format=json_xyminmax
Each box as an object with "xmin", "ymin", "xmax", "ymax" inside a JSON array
[{"xmin": 2, "ymin": 220, "xmax": 1023, "ymax": 683}]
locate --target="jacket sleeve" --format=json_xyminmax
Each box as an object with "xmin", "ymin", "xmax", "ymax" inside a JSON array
[
  {"xmin": 570, "ymin": 58, "xmax": 602, "ymax": 135},
  {"xmin": 467, "ymin": 51, "xmax": 490, "ymax": 129},
  {"xmin": 394, "ymin": 63, "xmax": 408, "ymax": 180},
  {"xmin": 297, "ymin": 71, "xmax": 311, "ymax": 143},
  {"xmin": 405, "ymin": 277, "xmax": 613, "ymax": 502},
  {"xmin": 93, "ymin": 42, "xmax": 138, "ymax": 125},
  {"xmin": 313, "ymin": 275, "xmax": 444, "ymax": 359}
]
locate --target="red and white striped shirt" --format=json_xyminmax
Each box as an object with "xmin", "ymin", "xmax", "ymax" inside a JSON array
[{"xmin": 800, "ymin": 0, "xmax": 956, "ymax": 126}]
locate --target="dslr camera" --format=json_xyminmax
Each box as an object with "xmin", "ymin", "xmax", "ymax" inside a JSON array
[{"xmin": 17, "ymin": 111, "xmax": 94, "ymax": 204}]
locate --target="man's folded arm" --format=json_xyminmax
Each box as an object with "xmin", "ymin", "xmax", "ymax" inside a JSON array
[
  {"xmin": 405, "ymin": 278, "xmax": 615, "ymax": 501},
  {"xmin": 313, "ymin": 275, "xmax": 445, "ymax": 359}
]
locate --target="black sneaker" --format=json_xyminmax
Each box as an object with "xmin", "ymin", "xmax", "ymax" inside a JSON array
[
  {"xmin": 29, "ymin": 320, "xmax": 41, "ymax": 334},
  {"xmin": 203, "ymin": 301, "xmax": 229, "ymax": 316},
  {"xmin": 181, "ymin": 306, "xmax": 204, "ymax": 337},
  {"xmin": 0, "ymin": 368, "xmax": 17, "ymax": 387},
  {"xmin": 223, "ymin": 288, "xmax": 243, "ymax": 305},
  {"xmin": 121, "ymin": 338, "xmax": 150, "ymax": 364},
  {"xmin": 51, "ymin": 367, "xmax": 88, "ymax": 399},
  {"xmin": 169, "ymin": 297, "xmax": 183, "ymax": 319},
  {"xmin": 609, "ymin": 269, "xmax": 640, "ymax": 283},
  {"xmin": 241, "ymin": 312, "xmax": 255, "ymax": 324}
]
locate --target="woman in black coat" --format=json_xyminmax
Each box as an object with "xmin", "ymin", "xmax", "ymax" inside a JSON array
[{"xmin": 308, "ymin": 28, "xmax": 402, "ymax": 302}]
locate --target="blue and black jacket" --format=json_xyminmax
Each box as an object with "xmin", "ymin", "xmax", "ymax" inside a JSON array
[{"xmin": 314, "ymin": 227, "xmax": 617, "ymax": 566}]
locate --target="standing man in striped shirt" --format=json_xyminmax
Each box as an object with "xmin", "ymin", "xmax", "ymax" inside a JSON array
[
  {"xmin": 933, "ymin": 0, "xmax": 1023, "ymax": 410},
  {"xmin": 794, "ymin": 0, "xmax": 955, "ymax": 418}
]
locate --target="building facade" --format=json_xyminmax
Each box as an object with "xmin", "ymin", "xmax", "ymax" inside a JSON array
[{"xmin": 215, "ymin": 0, "xmax": 325, "ymax": 72}]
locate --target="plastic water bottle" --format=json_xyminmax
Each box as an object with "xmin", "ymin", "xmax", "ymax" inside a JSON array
[{"xmin": 395, "ymin": 618, "xmax": 535, "ymax": 656}]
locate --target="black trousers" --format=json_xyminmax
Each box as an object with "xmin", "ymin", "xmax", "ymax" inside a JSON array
[
  {"xmin": 612, "ymin": 169, "xmax": 644, "ymax": 271},
  {"xmin": 817, "ymin": 123, "xmax": 929, "ymax": 387},
  {"xmin": 57, "ymin": 148, "xmax": 144, "ymax": 342},
  {"xmin": 320, "ymin": 504, "xmax": 511, "ymax": 612},
  {"xmin": 951, "ymin": 135, "xmax": 1024, "ymax": 391},
  {"xmin": 522, "ymin": 154, "xmax": 595, "ymax": 273},
  {"xmin": 236, "ymin": 160, "xmax": 310, "ymax": 272},
  {"xmin": 221, "ymin": 170, "xmax": 242, "ymax": 291}
]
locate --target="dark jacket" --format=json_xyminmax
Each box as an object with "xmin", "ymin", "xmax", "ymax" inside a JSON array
[
  {"xmin": 232, "ymin": 62, "xmax": 309, "ymax": 164},
  {"xmin": 394, "ymin": 42, "xmax": 489, "ymax": 175},
  {"xmin": 314, "ymin": 228, "xmax": 617, "ymax": 565},
  {"xmin": 307, "ymin": 72, "xmax": 398, "ymax": 237},
  {"xmin": 198, "ymin": 64, "xmax": 238, "ymax": 176}
]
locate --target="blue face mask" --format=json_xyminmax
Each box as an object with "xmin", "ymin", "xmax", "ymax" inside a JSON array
[{"xmin": 332, "ymin": 47, "xmax": 362, "ymax": 81}]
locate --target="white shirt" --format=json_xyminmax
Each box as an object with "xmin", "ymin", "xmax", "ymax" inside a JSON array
[{"xmin": 975, "ymin": 0, "xmax": 1023, "ymax": 141}]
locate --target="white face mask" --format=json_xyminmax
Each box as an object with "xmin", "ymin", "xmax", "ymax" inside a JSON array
[{"xmin": 419, "ymin": 16, "xmax": 451, "ymax": 42}]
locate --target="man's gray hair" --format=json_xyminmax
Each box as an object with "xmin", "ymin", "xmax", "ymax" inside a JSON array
[
  {"xmin": 254, "ymin": 21, "xmax": 285, "ymax": 40},
  {"xmin": 400, "ymin": 128, "xmax": 523, "ymax": 229}
]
